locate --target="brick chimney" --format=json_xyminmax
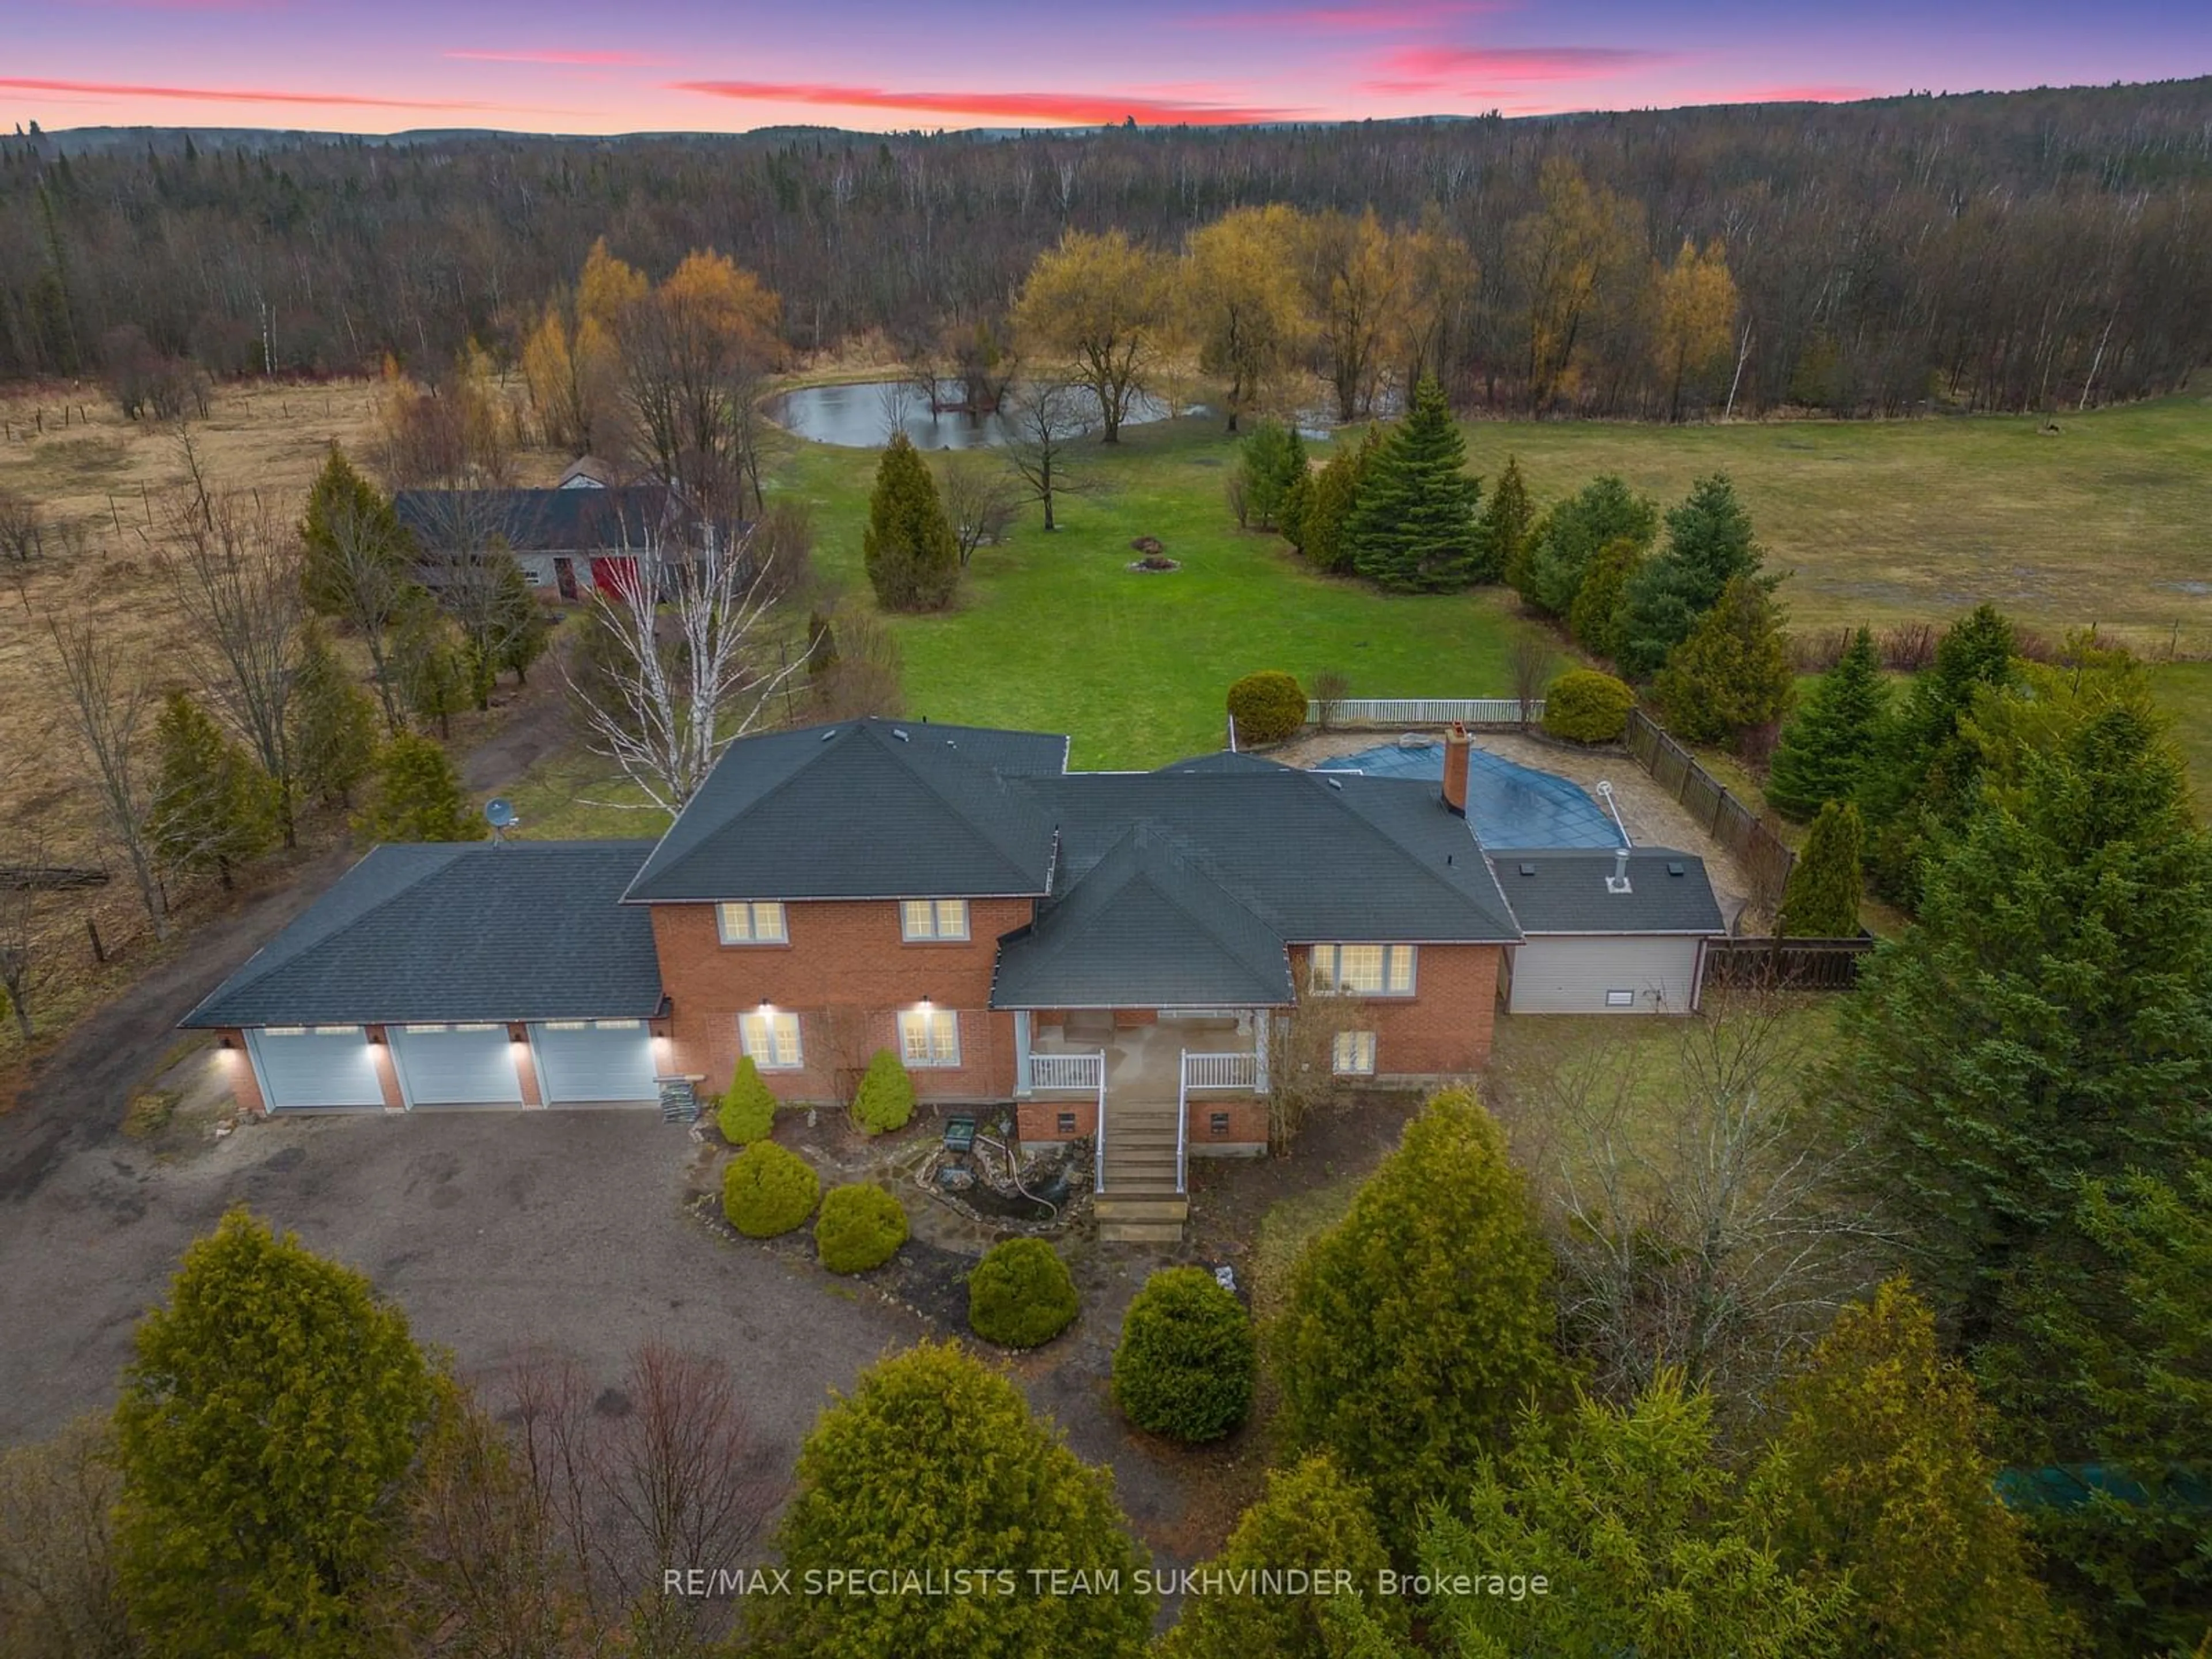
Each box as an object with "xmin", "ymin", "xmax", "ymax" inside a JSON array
[{"xmin": 1442, "ymin": 724, "xmax": 1471, "ymax": 816}]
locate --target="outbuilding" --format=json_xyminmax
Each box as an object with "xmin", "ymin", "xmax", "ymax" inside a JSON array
[{"xmin": 1491, "ymin": 847, "xmax": 1726, "ymax": 1014}]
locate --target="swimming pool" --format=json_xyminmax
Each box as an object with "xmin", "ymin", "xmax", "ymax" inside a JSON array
[{"xmin": 1317, "ymin": 741, "xmax": 1626, "ymax": 849}]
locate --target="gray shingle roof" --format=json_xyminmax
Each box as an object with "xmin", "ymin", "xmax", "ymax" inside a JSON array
[
  {"xmin": 992, "ymin": 823, "xmax": 1296, "ymax": 1007},
  {"xmin": 1488, "ymin": 848, "xmax": 1726, "ymax": 935},
  {"xmin": 181, "ymin": 842, "xmax": 665, "ymax": 1027},
  {"xmin": 392, "ymin": 486, "xmax": 672, "ymax": 554},
  {"xmin": 622, "ymin": 719, "xmax": 1067, "ymax": 903}
]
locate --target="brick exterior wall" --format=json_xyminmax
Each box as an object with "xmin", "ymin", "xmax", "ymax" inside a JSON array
[
  {"xmin": 651, "ymin": 897, "xmax": 1033, "ymax": 1106},
  {"xmin": 1185, "ymin": 1092, "xmax": 1268, "ymax": 1156},
  {"xmin": 219, "ymin": 1029, "xmax": 266, "ymax": 1115},
  {"xmin": 1016, "ymin": 1099, "xmax": 1099, "ymax": 1142},
  {"xmin": 1288, "ymin": 942, "xmax": 1501, "ymax": 1078}
]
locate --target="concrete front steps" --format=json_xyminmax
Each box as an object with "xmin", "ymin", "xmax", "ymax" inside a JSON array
[{"xmin": 1096, "ymin": 1097, "xmax": 1187, "ymax": 1243}]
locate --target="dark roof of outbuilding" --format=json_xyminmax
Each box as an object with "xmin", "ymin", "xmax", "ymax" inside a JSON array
[
  {"xmin": 180, "ymin": 842, "xmax": 665, "ymax": 1028},
  {"xmin": 622, "ymin": 719, "xmax": 1069, "ymax": 903},
  {"xmin": 1486, "ymin": 848, "xmax": 1726, "ymax": 935},
  {"xmin": 392, "ymin": 486, "xmax": 671, "ymax": 554},
  {"xmin": 992, "ymin": 823, "xmax": 1296, "ymax": 1007}
]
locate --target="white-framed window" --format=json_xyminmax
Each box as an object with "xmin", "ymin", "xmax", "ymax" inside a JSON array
[
  {"xmin": 897, "ymin": 1007, "xmax": 961, "ymax": 1067},
  {"xmin": 716, "ymin": 902, "xmax": 788, "ymax": 945},
  {"xmin": 900, "ymin": 899, "xmax": 970, "ymax": 942},
  {"xmin": 1310, "ymin": 943, "xmax": 1417, "ymax": 996},
  {"xmin": 1331, "ymin": 1031, "xmax": 1378, "ymax": 1075},
  {"xmin": 738, "ymin": 1010, "xmax": 804, "ymax": 1070}
]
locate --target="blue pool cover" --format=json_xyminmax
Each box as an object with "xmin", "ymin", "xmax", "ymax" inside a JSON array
[{"xmin": 1318, "ymin": 742, "xmax": 1626, "ymax": 850}]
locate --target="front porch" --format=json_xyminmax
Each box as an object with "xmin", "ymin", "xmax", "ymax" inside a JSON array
[{"xmin": 1012, "ymin": 1008, "xmax": 1273, "ymax": 1243}]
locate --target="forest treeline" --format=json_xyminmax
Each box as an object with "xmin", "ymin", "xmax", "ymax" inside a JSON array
[{"xmin": 3, "ymin": 77, "xmax": 2212, "ymax": 418}]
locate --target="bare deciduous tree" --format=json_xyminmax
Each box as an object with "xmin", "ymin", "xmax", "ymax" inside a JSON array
[
  {"xmin": 49, "ymin": 620, "xmax": 165, "ymax": 940},
  {"xmin": 1509, "ymin": 631, "xmax": 1555, "ymax": 728},
  {"xmin": 0, "ymin": 1414, "xmax": 134, "ymax": 1658},
  {"xmin": 565, "ymin": 529, "xmax": 808, "ymax": 815},
  {"xmin": 162, "ymin": 475, "xmax": 304, "ymax": 845},
  {"xmin": 935, "ymin": 449, "xmax": 1020, "ymax": 567},
  {"xmin": 1505, "ymin": 992, "xmax": 1888, "ymax": 1419},
  {"xmin": 0, "ymin": 834, "xmax": 51, "ymax": 1043},
  {"xmin": 305, "ymin": 489, "xmax": 417, "ymax": 734},
  {"xmin": 0, "ymin": 488, "xmax": 43, "ymax": 564},
  {"xmin": 1002, "ymin": 376, "xmax": 1097, "ymax": 533},
  {"xmin": 809, "ymin": 604, "xmax": 905, "ymax": 722},
  {"xmin": 1263, "ymin": 987, "xmax": 1367, "ymax": 1152},
  {"xmin": 404, "ymin": 490, "xmax": 544, "ymax": 711},
  {"xmin": 1309, "ymin": 668, "xmax": 1352, "ymax": 732}
]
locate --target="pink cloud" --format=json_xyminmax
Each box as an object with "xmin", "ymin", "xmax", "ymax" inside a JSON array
[
  {"xmin": 1183, "ymin": 1, "xmax": 1510, "ymax": 33},
  {"xmin": 0, "ymin": 75, "xmax": 531, "ymax": 111},
  {"xmin": 445, "ymin": 49, "xmax": 665, "ymax": 66},
  {"xmin": 672, "ymin": 81, "xmax": 1300, "ymax": 126},
  {"xmin": 1370, "ymin": 44, "xmax": 1674, "ymax": 89}
]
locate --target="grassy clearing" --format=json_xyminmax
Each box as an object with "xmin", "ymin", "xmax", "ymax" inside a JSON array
[{"xmin": 1249, "ymin": 1175, "xmax": 1361, "ymax": 1326}]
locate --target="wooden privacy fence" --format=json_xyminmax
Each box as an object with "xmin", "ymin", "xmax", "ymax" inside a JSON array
[
  {"xmin": 1624, "ymin": 709, "xmax": 1796, "ymax": 904},
  {"xmin": 1703, "ymin": 935, "xmax": 1877, "ymax": 991},
  {"xmin": 1308, "ymin": 696, "xmax": 1543, "ymax": 727}
]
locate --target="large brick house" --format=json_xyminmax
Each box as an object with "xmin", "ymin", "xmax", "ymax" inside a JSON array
[{"xmin": 185, "ymin": 718, "xmax": 1722, "ymax": 1232}]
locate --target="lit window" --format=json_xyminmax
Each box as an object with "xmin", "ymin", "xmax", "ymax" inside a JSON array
[
  {"xmin": 898, "ymin": 1007, "xmax": 961, "ymax": 1067},
  {"xmin": 264, "ymin": 1026, "xmax": 307, "ymax": 1037},
  {"xmin": 716, "ymin": 902, "xmax": 788, "ymax": 944},
  {"xmin": 1332, "ymin": 1031, "xmax": 1378, "ymax": 1075},
  {"xmin": 1310, "ymin": 944, "xmax": 1416, "ymax": 995},
  {"xmin": 900, "ymin": 899, "xmax": 971, "ymax": 942},
  {"xmin": 454, "ymin": 1023, "xmax": 501, "ymax": 1033},
  {"xmin": 738, "ymin": 1011, "xmax": 804, "ymax": 1070},
  {"xmin": 541, "ymin": 1020, "xmax": 589, "ymax": 1031},
  {"xmin": 593, "ymin": 1018, "xmax": 642, "ymax": 1031},
  {"xmin": 311, "ymin": 1024, "xmax": 357, "ymax": 1036}
]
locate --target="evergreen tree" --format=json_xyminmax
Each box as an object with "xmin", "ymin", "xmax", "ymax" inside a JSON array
[
  {"xmin": 1776, "ymin": 799, "xmax": 1864, "ymax": 937},
  {"xmin": 1752, "ymin": 1279, "xmax": 2073, "ymax": 1659},
  {"xmin": 291, "ymin": 622, "xmax": 379, "ymax": 808},
  {"xmin": 354, "ymin": 733, "xmax": 486, "ymax": 843},
  {"xmin": 862, "ymin": 432, "xmax": 960, "ymax": 612},
  {"xmin": 1279, "ymin": 463, "xmax": 1314, "ymax": 554},
  {"xmin": 1480, "ymin": 452, "xmax": 1533, "ymax": 589},
  {"xmin": 1767, "ymin": 626, "xmax": 1889, "ymax": 820},
  {"xmin": 298, "ymin": 442, "xmax": 410, "ymax": 620},
  {"xmin": 1651, "ymin": 574, "xmax": 1794, "ymax": 746},
  {"xmin": 1840, "ymin": 703, "xmax": 2212, "ymax": 1344},
  {"xmin": 1566, "ymin": 534, "xmax": 1643, "ymax": 662},
  {"xmin": 1301, "ymin": 428, "xmax": 1379, "ymax": 575},
  {"xmin": 1981, "ymin": 1165, "xmax": 2212, "ymax": 1657},
  {"xmin": 1274, "ymin": 1088, "xmax": 1561, "ymax": 1555},
  {"xmin": 115, "ymin": 1209, "xmax": 437, "ymax": 1658},
  {"xmin": 1422, "ymin": 1374, "xmax": 1849, "ymax": 1658},
  {"xmin": 147, "ymin": 689, "xmax": 277, "ymax": 889},
  {"xmin": 1237, "ymin": 419, "xmax": 1308, "ymax": 532},
  {"xmin": 391, "ymin": 594, "xmax": 465, "ymax": 739},
  {"xmin": 1159, "ymin": 1455, "xmax": 1406, "ymax": 1659},
  {"xmin": 1342, "ymin": 376, "xmax": 1484, "ymax": 592},
  {"xmin": 491, "ymin": 554, "xmax": 551, "ymax": 686},
  {"xmin": 1520, "ymin": 474, "xmax": 1658, "ymax": 616},
  {"xmin": 757, "ymin": 1341, "xmax": 1152, "ymax": 1658},
  {"xmin": 1616, "ymin": 472, "xmax": 1767, "ymax": 676}
]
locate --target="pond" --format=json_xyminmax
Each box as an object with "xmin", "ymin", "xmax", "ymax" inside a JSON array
[
  {"xmin": 1317, "ymin": 742, "xmax": 1627, "ymax": 849},
  {"xmin": 764, "ymin": 378, "xmax": 1171, "ymax": 450}
]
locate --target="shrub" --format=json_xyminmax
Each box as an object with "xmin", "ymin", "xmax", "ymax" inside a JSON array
[
  {"xmin": 968, "ymin": 1238, "xmax": 1079, "ymax": 1349},
  {"xmin": 721, "ymin": 1141, "xmax": 820, "ymax": 1238},
  {"xmin": 718, "ymin": 1055, "xmax": 777, "ymax": 1145},
  {"xmin": 1227, "ymin": 671, "xmax": 1306, "ymax": 747},
  {"xmin": 1111, "ymin": 1268, "xmax": 1256, "ymax": 1442},
  {"xmin": 851, "ymin": 1047, "xmax": 915, "ymax": 1135},
  {"xmin": 816, "ymin": 1183, "xmax": 910, "ymax": 1274},
  {"xmin": 1543, "ymin": 669, "xmax": 1635, "ymax": 743}
]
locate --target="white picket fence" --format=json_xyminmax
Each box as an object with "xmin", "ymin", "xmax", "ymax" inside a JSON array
[{"xmin": 1307, "ymin": 697, "xmax": 1542, "ymax": 726}]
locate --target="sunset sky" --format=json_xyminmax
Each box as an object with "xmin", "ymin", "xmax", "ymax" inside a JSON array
[{"xmin": 6, "ymin": 0, "xmax": 2209, "ymax": 136}]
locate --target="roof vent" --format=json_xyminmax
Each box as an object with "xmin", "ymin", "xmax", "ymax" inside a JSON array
[
  {"xmin": 1606, "ymin": 846, "xmax": 1633, "ymax": 895},
  {"xmin": 1327, "ymin": 778, "xmax": 1344, "ymax": 790},
  {"xmin": 819, "ymin": 728, "xmax": 838, "ymax": 742},
  {"xmin": 891, "ymin": 728, "xmax": 910, "ymax": 742},
  {"xmin": 1667, "ymin": 861, "xmax": 1685, "ymax": 877},
  {"xmin": 1518, "ymin": 862, "xmax": 1537, "ymax": 877}
]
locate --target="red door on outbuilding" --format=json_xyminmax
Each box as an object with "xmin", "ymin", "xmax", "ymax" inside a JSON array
[{"xmin": 590, "ymin": 555, "xmax": 642, "ymax": 600}]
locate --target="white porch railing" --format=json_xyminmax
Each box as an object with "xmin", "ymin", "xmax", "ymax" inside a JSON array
[
  {"xmin": 1182, "ymin": 1051, "xmax": 1259, "ymax": 1092},
  {"xmin": 1027, "ymin": 1051, "xmax": 1104, "ymax": 1092},
  {"xmin": 1308, "ymin": 696, "xmax": 1542, "ymax": 726}
]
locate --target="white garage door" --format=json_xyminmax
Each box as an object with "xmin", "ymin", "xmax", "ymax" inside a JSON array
[
  {"xmin": 388, "ymin": 1022, "xmax": 524, "ymax": 1108},
  {"xmin": 529, "ymin": 1018, "xmax": 658, "ymax": 1107},
  {"xmin": 246, "ymin": 1025, "xmax": 386, "ymax": 1111},
  {"xmin": 1508, "ymin": 936, "xmax": 1705, "ymax": 1014}
]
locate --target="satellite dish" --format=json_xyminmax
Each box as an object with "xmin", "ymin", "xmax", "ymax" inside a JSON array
[{"xmin": 484, "ymin": 798, "xmax": 518, "ymax": 830}]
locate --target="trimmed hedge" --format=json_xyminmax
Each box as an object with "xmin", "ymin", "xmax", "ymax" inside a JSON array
[
  {"xmin": 1226, "ymin": 671, "xmax": 1306, "ymax": 747},
  {"xmin": 1111, "ymin": 1267, "xmax": 1256, "ymax": 1442},
  {"xmin": 1543, "ymin": 668, "xmax": 1635, "ymax": 743},
  {"xmin": 816, "ymin": 1183, "xmax": 910, "ymax": 1274},
  {"xmin": 852, "ymin": 1047, "xmax": 915, "ymax": 1135},
  {"xmin": 718, "ymin": 1055, "xmax": 777, "ymax": 1145},
  {"xmin": 967, "ymin": 1238, "xmax": 1079, "ymax": 1349},
  {"xmin": 721, "ymin": 1141, "xmax": 820, "ymax": 1238}
]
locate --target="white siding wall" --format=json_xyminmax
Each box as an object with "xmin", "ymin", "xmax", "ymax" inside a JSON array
[{"xmin": 1507, "ymin": 936, "xmax": 1705, "ymax": 1015}]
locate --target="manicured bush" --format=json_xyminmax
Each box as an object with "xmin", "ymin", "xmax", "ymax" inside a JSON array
[
  {"xmin": 718, "ymin": 1054, "xmax": 777, "ymax": 1145},
  {"xmin": 1542, "ymin": 669, "xmax": 1635, "ymax": 743},
  {"xmin": 816, "ymin": 1183, "xmax": 910, "ymax": 1274},
  {"xmin": 967, "ymin": 1237, "xmax": 1079, "ymax": 1349},
  {"xmin": 851, "ymin": 1047, "xmax": 915, "ymax": 1135},
  {"xmin": 1226, "ymin": 671, "xmax": 1306, "ymax": 747},
  {"xmin": 1111, "ymin": 1267, "xmax": 1256, "ymax": 1442},
  {"xmin": 721, "ymin": 1141, "xmax": 820, "ymax": 1238}
]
